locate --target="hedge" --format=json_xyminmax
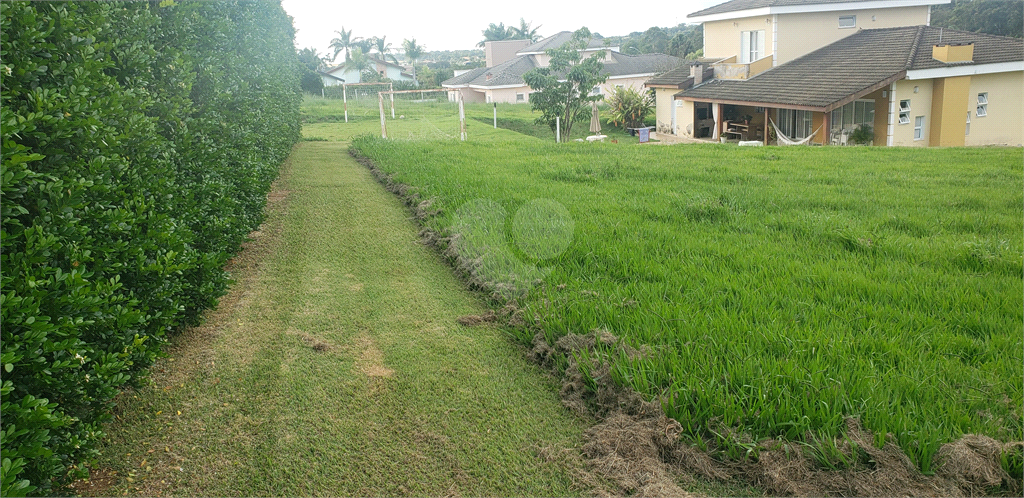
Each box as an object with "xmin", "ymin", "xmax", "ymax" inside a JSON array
[{"xmin": 0, "ymin": 1, "xmax": 301, "ymax": 495}]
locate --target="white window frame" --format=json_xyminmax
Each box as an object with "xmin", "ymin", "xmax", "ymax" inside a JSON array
[
  {"xmin": 965, "ymin": 111, "xmax": 971, "ymax": 136},
  {"xmin": 976, "ymin": 92, "xmax": 988, "ymax": 117},
  {"xmin": 838, "ymin": 15, "xmax": 856, "ymax": 28},
  {"xmin": 516, "ymin": 93, "xmax": 525, "ymax": 102},
  {"xmin": 899, "ymin": 99, "xmax": 911, "ymax": 125},
  {"xmin": 740, "ymin": 30, "xmax": 765, "ymax": 63},
  {"xmin": 914, "ymin": 115, "xmax": 924, "ymax": 140},
  {"xmin": 591, "ymin": 86, "xmax": 601, "ymax": 96}
]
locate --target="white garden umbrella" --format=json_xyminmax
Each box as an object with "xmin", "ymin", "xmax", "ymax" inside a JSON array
[{"xmin": 589, "ymin": 102, "xmax": 601, "ymax": 134}]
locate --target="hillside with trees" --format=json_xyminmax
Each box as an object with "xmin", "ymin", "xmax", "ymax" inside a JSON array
[{"xmin": 930, "ymin": 0, "xmax": 1023, "ymax": 38}]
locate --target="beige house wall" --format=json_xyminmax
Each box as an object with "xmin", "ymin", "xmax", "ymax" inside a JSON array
[
  {"xmin": 930, "ymin": 75, "xmax": 971, "ymax": 146},
  {"xmin": 486, "ymin": 87, "xmax": 531, "ymax": 104},
  {"xmin": 602, "ymin": 75, "xmax": 651, "ymax": 97},
  {"xmin": 891, "ymin": 78, "xmax": 933, "ymax": 146},
  {"xmin": 966, "ymin": 71, "xmax": 1023, "ymax": 146},
  {"xmin": 704, "ymin": 16, "xmax": 775, "ymax": 60},
  {"xmin": 458, "ymin": 88, "xmax": 487, "ymax": 103},
  {"xmin": 653, "ymin": 88, "xmax": 679, "ymax": 134},
  {"xmin": 889, "ymin": 71, "xmax": 1022, "ymax": 147},
  {"xmin": 679, "ymin": 100, "xmax": 696, "ymax": 138},
  {"xmin": 775, "ymin": 6, "xmax": 930, "ymax": 65}
]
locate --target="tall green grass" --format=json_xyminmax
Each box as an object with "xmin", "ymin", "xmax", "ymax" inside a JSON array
[{"xmin": 350, "ymin": 116, "xmax": 1022, "ymax": 473}]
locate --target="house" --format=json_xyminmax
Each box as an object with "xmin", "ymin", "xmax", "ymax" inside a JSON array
[
  {"xmin": 651, "ymin": 0, "xmax": 1022, "ymax": 146},
  {"xmin": 675, "ymin": 26, "xmax": 1023, "ymax": 146},
  {"xmin": 689, "ymin": 0, "xmax": 948, "ymax": 69},
  {"xmin": 646, "ymin": 60, "xmax": 718, "ymax": 135},
  {"xmin": 320, "ymin": 57, "xmax": 416, "ymax": 86},
  {"xmin": 442, "ymin": 31, "xmax": 683, "ymax": 104}
]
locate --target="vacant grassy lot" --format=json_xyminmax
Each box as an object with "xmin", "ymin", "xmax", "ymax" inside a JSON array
[{"xmin": 347, "ymin": 100, "xmax": 1023, "ymax": 474}]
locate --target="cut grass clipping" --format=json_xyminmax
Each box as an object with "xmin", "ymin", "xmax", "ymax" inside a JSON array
[{"xmin": 348, "ymin": 102, "xmax": 1022, "ymax": 493}]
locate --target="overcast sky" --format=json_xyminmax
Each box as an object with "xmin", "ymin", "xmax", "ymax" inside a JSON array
[{"xmin": 282, "ymin": 0, "xmax": 724, "ymax": 56}]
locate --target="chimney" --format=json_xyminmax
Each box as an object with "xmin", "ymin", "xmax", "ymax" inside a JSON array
[
  {"xmin": 932, "ymin": 43, "xmax": 974, "ymax": 63},
  {"xmin": 691, "ymin": 62, "xmax": 704, "ymax": 86}
]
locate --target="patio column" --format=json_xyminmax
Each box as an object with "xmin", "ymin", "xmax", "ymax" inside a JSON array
[
  {"xmin": 823, "ymin": 111, "xmax": 831, "ymax": 145},
  {"xmin": 764, "ymin": 107, "xmax": 769, "ymax": 145}
]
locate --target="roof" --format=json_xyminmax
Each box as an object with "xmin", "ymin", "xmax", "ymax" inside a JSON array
[
  {"xmin": 645, "ymin": 58, "xmax": 721, "ymax": 87},
  {"xmin": 689, "ymin": 0, "xmax": 948, "ymax": 19},
  {"xmin": 676, "ymin": 26, "xmax": 1023, "ymax": 110},
  {"xmin": 443, "ymin": 50, "xmax": 683, "ymax": 88},
  {"xmin": 517, "ymin": 31, "xmax": 609, "ymax": 54},
  {"xmin": 605, "ymin": 52, "xmax": 683, "ymax": 77}
]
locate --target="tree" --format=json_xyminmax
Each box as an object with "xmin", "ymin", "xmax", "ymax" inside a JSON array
[
  {"xmin": 511, "ymin": 18, "xmax": 542, "ymax": 42},
  {"xmin": 371, "ymin": 35, "xmax": 398, "ymax": 64},
  {"xmin": 346, "ymin": 47, "xmax": 372, "ymax": 80},
  {"xmin": 668, "ymin": 25, "xmax": 703, "ymax": 58},
  {"xmin": 298, "ymin": 47, "xmax": 325, "ymax": 93},
  {"xmin": 931, "ymin": 0, "xmax": 1023, "ymax": 38},
  {"xmin": 522, "ymin": 27, "xmax": 607, "ymax": 140},
  {"xmin": 402, "ymin": 37, "xmax": 424, "ymax": 83},
  {"xmin": 478, "ymin": 22, "xmax": 513, "ymax": 47},
  {"xmin": 328, "ymin": 27, "xmax": 361, "ymax": 62}
]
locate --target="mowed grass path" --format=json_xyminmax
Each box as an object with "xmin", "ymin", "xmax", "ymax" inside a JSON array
[{"xmin": 88, "ymin": 140, "xmax": 590, "ymax": 496}]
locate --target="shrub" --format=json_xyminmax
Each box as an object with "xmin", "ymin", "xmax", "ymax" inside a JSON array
[
  {"xmin": 0, "ymin": 1, "xmax": 300, "ymax": 494},
  {"xmin": 849, "ymin": 124, "xmax": 874, "ymax": 145},
  {"xmin": 605, "ymin": 86, "xmax": 655, "ymax": 130}
]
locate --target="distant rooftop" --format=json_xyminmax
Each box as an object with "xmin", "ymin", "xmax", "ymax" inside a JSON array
[{"xmin": 517, "ymin": 31, "xmax": 610, "ymax": 54}]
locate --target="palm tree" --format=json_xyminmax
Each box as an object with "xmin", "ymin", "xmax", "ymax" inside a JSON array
[
  {"xmin": 402, "ymin": 38, "xmax": 424, "ymax": 84},
  {"xmin": 371, "ymin": 36, "xmax": 398, "ymax": 64},
  {"xmin": 511, "ymin": 18, "xmax": 542, "ymax": 42},
  {"xmin": 353, "ymin": 38, "xmax": 374, "ymax": 56},
  {"xmin": 328, "ymin": 27, "xmax": 361, "ymax": 62},
  {"xmin": 477, "ymin": 22, "xmax": 513, "ymax": 47}
]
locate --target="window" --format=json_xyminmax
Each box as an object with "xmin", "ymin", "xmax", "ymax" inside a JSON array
[
  {"xmin": 591, "ymin": 86, "xmax": 602, "ymax": 95},
  {"xmin": 838, "ymin": 15, "xmax": 856, "ymax": 28},
  {"xmin": 486, "ymin": 94, "xmax": 492, "ymax": 104},
  {"xmin": 914, "ymin": 116, "xmax": 924, "ymax": 140},
  {"xmin": 830, "ymin": 100, "xmax": 875, "ymax": 135},
  {"xmin": 899, "ymin": 99, "xmax": 911, "ymax": 125},
  {"xmin": 977, "ymin": 93, "xmax": 988, "ymax": 117},
  {"xmin": 778, "ymin": 108, "xmax": 813, "ymax": 139},
  {"xmin": 740, "ymin": 30, "xmax": 765, "ymax": 63},
  {"xmin": 965, "ymin": 111, "xmax": 971, "ymax": 136},
  {"xmin": 516, "ymin": 93, "xmax": 525, "ymax": 103}
]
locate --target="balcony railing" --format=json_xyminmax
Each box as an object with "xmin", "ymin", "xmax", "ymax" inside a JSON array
[{"xmin": 712, "ymin": 55, "xmax": 773, "ymax": 80}]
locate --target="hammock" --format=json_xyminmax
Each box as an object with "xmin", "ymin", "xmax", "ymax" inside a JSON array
[{"xmin": 769, "ymin": 118, "xmax": 822, "ymax": 146}]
